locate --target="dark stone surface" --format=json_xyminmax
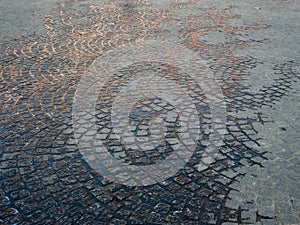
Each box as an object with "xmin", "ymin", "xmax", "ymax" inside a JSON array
[{"xmin": 0, "ymin": 0, "xmax": 299, "ymax": 224}]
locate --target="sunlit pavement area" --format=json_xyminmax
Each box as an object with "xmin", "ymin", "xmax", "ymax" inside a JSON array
[{"xmin": 1, "ymin": 0, "xmax": 299, "ymax": 224}]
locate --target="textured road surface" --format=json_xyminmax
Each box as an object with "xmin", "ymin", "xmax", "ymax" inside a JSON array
[{"xmin": 1, "ymin": 0, "xmax": 299, "ymax": 224}]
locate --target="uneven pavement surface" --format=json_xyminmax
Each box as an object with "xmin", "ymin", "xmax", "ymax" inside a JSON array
[{"xmin": 0, "ymin": 0, "xmax": 299, "ymax": 224}]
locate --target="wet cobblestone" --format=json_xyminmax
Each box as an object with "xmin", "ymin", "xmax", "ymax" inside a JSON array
[{"xmin": 1, "ymin": 0, "xmax": 299, "ymax": 224}]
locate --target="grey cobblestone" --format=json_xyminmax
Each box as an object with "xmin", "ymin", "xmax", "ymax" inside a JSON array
[{"xmin": 1, "ymin": 0, "xmax": 299, "ymax": 224}]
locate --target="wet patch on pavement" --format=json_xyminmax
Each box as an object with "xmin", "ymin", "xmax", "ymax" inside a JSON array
[{"xmin": 1, "ymin": 0, "xmax": 299, "ymax": 224}]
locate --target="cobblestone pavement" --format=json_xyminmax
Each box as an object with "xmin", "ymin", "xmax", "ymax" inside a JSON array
[{"xmin": 0, "ymin": 0, "xmax": 299, "ymax": 224}]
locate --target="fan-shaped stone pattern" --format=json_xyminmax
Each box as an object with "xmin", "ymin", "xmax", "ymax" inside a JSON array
[
  {"xmin": 1, "ymin": 0, "xmax": 299, "ymax": 224},
  {"xmin": 94, "ymin": 62, "xmax": 210, "ymax": 166}
]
